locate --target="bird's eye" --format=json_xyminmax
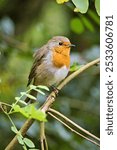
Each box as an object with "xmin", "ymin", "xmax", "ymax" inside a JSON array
[{"xmin": 59, "ymin": 42, "xmax": 63, "ymax": 45}]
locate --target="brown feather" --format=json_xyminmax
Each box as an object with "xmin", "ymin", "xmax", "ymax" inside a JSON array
[{"xmin": 27, "ymin": 45, "xmax": 48, "ymax": 86}]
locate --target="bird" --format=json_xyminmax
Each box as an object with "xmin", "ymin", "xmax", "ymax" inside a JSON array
[{"xmin": 25, "ymin": 36, "xmax": 74, "ymax": 103}]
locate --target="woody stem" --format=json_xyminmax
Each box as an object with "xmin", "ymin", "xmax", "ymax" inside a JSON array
[
  {"xmin": 48, "ymin": 111, "xmax": 99, "ymax": 147},
  {"xmin": 48, "ymin": 108, "xmax": 100, "ymax": 142},
  {"xmin": 40, "ymin": 122, "xmax": 45, "ymax": 150}
]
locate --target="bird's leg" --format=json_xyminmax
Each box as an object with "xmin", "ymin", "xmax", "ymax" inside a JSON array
[{"xmin": 50, "ymin": 85, "xmax": 60, "ymax": 96}]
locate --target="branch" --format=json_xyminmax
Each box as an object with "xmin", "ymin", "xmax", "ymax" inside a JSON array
[
  {"xmin": 5, "ymin": 119, "xmax": 34, "ymax": 150},
  {"xmin": 0, "ymin": 32, "xmax": 28, "ymax": 50},
  {"xmin": 48, "ymin": 108, "xmax": 100, "ymax": 142},
  {"xmin": 5, "ymin": 58, "xmax": 100, "ymax": 150},
  {"xmin": 48, "ymin": 112, "xmax": 100, "ymax": 147},
  {"xmin": 40, "ymin": 122, "xmax": 48, "ymax": 150},
  {"xmin": 40, "ymin": 122, "xmax": 45, "ymax": 150}
]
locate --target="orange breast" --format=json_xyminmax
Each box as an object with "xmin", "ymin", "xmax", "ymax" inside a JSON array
[{"xmin": 52, "ymin": 47, "xmax": 70, "ymax": 68}]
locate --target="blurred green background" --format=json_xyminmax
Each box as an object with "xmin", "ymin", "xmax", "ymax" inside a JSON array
[{"xmin": 0, "ymin": 0, "xmax": 99, "ymax": 150}]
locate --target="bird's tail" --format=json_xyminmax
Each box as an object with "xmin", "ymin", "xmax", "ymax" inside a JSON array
[{"xmin": 25, "ymin": 89, "xmax": 37, "ymax": 103}]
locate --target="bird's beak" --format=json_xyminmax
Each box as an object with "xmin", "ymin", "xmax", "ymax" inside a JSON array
[
  {"xmin": 69, "ymin": 44, "xmax": 76, "ymax": 47},
  {"xmin": 70, "ymin": 44, "xmax": 75, "ymax": 47}
]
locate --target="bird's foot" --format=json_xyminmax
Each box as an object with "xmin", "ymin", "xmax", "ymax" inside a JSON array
[{"xmin": 51, "ymin": 85, "xmax": 60, "ymax": 96}]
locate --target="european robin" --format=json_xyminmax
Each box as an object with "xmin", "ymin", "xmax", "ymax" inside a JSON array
[{"xmin": 25, "ymin": 36, "xmax": 74, "ymax": 103}]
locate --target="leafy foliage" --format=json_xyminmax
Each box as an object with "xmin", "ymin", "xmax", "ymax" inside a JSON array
[
  {"xmin": 56, "ymin": 0, "xmax": 100, "ymax": 15},
  {"xmin": 81, "ymin": 16, "xmax": 95, "ymax": 32},
  {"xmin": 72, "ymin": 0, "xmax": 89, "ymax": 13},
  {"xmin": 70, "ymin": 11, "xmax": 99, "ymax": 34},
  {"xmin": 70, "ymin": 63, "xmax": 83, "ymax": 72},
  {"xmin": 13, "ymin": 84, "xmax": 49, "ymax": 106},
  {"xmin": 11, "ymin": 126, "xmax": 36, "ymax": 150},
  {"xmin": 11, "ymin": 104, "xmax": 46, "ymax": 121},
  {"xmin": 95, "ymin": 0, "xmax": 100, "ymax": 15},
  {"xmin": 23, "ymin": 138, "xmax": 35, "ymax": 148},
  {"xmin": 70, "ymin": 18, "xmax": 85, "ymax": 34}
]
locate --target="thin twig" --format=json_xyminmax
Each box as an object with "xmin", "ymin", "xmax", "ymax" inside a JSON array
[
  {"xmin": 44, "ymin": 136, "xmax": 48, "ymax": 150},
  {"xmin": 0, "ymin": 32, "xmax": 28, "ymax": 50},
  {"xmin": 48, "ymin": 112, "xmax": 100, "ymax": 147},
  {"xmin": 40, "ymin": 122, "xmax": 45, "ymax": 150},
  {"xmin": 48, "ymin": 108, "xmax": 100, "ymax": 142},
  {"xmin": 0, "ymin": 102, "xmax": 12, "ymax": 107},
  {"xmin": 40, "ymin": 122, "xmax": 48, "ymax": 150}
]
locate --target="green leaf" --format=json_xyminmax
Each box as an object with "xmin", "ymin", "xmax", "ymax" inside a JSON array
[
  {"xmin": 31, "ymin": 109, "xmax": 46, "ymax": 121},
  {"xmin": 88, "ymin": 10, "xmax": 100, "ymax": 25},
  {"xmin": 70, "ymin": 18, "xmax": 84, "ymax": 34},
  {"xmin": 56, "ymin": 0, "xmax": 69, "ymax": 4},
  {"xmin": 70, "ymin": 63, "xmax": 83, "ymax": 72},
  {"xmin": 11, "ymin": 104, "xmax": 46, "ymax": 121},
  {"xmin": 28, "ymin": 105, "xmax": 46, "ymax": 121},
  {"xmin": 29, "ymin": 85, "xmax": 37, "ymax": 90},
  {"xmin": 23, "ymin": 138, "xmax": 35, "ymax": 148},
  {"xmin": 18, "ymin": 100, "xmax": 27, "ymax": 106},
  {"xmin": 21, "ymin": 92, "xmax": 26, "ymax": 96},
  {"xmin": 11, "ymin": 104, "xmax": 29, "ymax": 117},
  {"xmin": 29, "ymin": 85, "xmax": 49, "ymax": 95},
  {"xmin": 15, "ymin": 97, "xmax": 20, "ymax": 101},
  {"xmin": 11, "ymin": 126, "xmax": 18, "ymax": 134},
  {"xmin": 10, "ymin": 103, "xmax": 46, "ymax": 121},
  {"xmin": 24, "ymin": 93, "xmax": 36, "ymax": 100},
  {"xmin": 72, "ymin": 0, "xmax": 89, "ymax": 13},
  {"xmin": 95, "ymin": 0, "xmax": 100, "ymax": 15},
  {"xmin": 17, "ymin": 135, "xmax": 24, "ymax": 145},
  {"xmin": 34, "ymin": 88, "xmax": 45, "ymax": 95},
  {"xmin": 81, "ymin": 16, "xmax": 95, "ymax": 32},
  {"xmin": 12, "ymin": 104, "xmax": 21, "ymax": 112},
  {"xmin": 37, "ymin": 85, "xmax": 49, "ymax": 91}
]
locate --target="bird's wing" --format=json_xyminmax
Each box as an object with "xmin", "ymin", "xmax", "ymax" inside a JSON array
[{"xmin": 27, "ymin": 45, "xmax": 48, "ymax": 86}]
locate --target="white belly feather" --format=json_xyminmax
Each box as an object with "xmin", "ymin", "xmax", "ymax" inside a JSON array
[{"xmin": 53, "ymin": 65, "xmax": 69, "ymax": 84}]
